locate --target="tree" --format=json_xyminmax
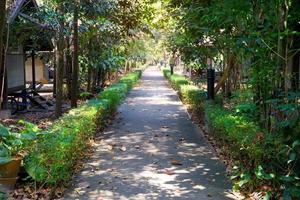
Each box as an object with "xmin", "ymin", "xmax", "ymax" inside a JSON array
[
  {"xmin": 55, "ymin": 2, "xmax": 65, "ymax": 118},
  {"xmin": 0, "ymin": 0, "xmax": 7, "ymax": 109},
  {"xmin": 71, "ymin": 0, "xmax": 79, "ymax": 108}
]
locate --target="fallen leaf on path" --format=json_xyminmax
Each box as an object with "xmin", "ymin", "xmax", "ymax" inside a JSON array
[
  {"xmin": 170, "ymin": 159, "xmax": 182, "ymax": 166},
  {"xmin": 107, "ymin": 168, "xmax": 115, "ymax": 172},
  {"xmin": 78, "ymin": 182, "xmax": 90, "ymax": 189},
  {"xmin": 120, "ymin": 146, "xmax": 127, "ymax": 151},
  {"xmin": 165, "ymin": 169, "xmax": 175, "ymax": 175},
  {"xmin": 74, "ymin": 188, "xmax": 82, "ymax": 195},
  {"xmin": 108, "ymin": 145, "xmax": 115, "ymax": 151}
]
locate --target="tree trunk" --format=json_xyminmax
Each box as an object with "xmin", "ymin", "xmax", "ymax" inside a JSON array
[
  {"xmin": 71, "ymin": 1, "xmax": 79, "ymax": 108},
  {"xmin": 214, "ymin": 53, "xmax": 235, "ymax": 95},
  {"xmin": 66, "ymin": 37, "xmax": 72, "ymax": 99},
  {"xmin": 277, "ymin": 0, "xmax": 288, "ymax": 90},
  {"xmin": 91, "ymin": 68, "xmax": 96, "ymax": 93},
  {"xmin": 87, "ymin": 67, "xmax": 92, "ymax": 92},
  {"xmin": 0, "ymin": 0, "xmax": 7, "ymax": 109},
  {"xmin": 55, "ymin": 4, "xmax": 65, "ymax": 118}
]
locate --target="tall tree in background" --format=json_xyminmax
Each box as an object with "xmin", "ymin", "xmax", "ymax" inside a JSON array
[
  {"xmin": 0, "ymin": 0, "xmax": 7, "ymax": 109},
  {"xmin": 71, "ymin": 0, "xmax": 79, "ymax": 108},
  {"xmin": 55, "ymin": 2, "xmax": 65, "ymax": 118}
]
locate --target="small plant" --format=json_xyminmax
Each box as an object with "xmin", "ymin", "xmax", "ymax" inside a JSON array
[
  {"xmin": 179, "ymin": 85, "xmax": 206, "ymax": 107},
  {"xmin": 119, "ymin": 70, "xmax": 141, "ymax": 90},
  {"xmin": 0, "ymin": 122, "xmax": 39, "ymax": 164},
  {"xmin": 169, "ymin": 74, "xmax": 189, "ymax": 90},
  {"xmin": 98, "ymin": 83, "xmax": 127, "ymax": 112},
  {"xmin": 163, "ymin": 69, "xmax": 171, "ymax": 79}
]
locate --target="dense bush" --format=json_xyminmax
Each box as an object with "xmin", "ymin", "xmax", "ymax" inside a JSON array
[
  {"xmin": 162, "ymin": 69, "xmax": 189, "ymax": 89},
  {"xmin": 98, "ymin": 83, "xmax": 128, "ymax": 112},
  {"xmin": 205, "ymin": 102, "xmax": 263, "ymax": 162},
  {"xmin": 179, "ymin": 85, "xmax": 206, "ymax": 107},
  {"xmin": 24, "ymin": 71, "xmax": 142, "ymax": 185},
  {"xmin": 163, "ymin": 70, "xmax": 205, "ymax": 108},
  {"xmin": 24, "ymin": 100, "xmax": 106, "ymax": 184},
  {"xmin": 169, "ymin": 74, "xmax": 189, "ymax": 90},
  {"xmin": 163, "ymin": 69, "xmax": 171, "ymax": 79},
  {"xmin": 119, "ymin": 70, "xmax": 142, "ymax": 90},
  {"xmin": 205, "ymin": 103, "xmax": 300, "ymax": 198}
]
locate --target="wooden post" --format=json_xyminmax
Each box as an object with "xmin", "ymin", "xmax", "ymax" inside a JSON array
[
  {"xmin": 31, "ymin": 50, "xmax": 36, "ymax": 91},
  {"xmin": 207, "ymin": 69, "xmax": 215, "ymax": 100}
]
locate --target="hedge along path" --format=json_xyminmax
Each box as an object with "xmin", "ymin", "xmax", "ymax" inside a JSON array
[
  {"xmin": 62, "ymin": 66, "xmax": 242, "ymax": 200},
  {"xmin": 24, "ymin": 70, "xmax": 142, "ymax": 185}
]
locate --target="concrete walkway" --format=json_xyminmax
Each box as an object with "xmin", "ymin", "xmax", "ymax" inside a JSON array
[{"xmin": 63, "ymin": 66, "xmax": 240, "ymax": 200}]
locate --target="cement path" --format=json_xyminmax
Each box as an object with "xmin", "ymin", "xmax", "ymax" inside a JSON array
[{"xmin": 63, "ymin": 66, "xmax": 240, "ymax": 200}]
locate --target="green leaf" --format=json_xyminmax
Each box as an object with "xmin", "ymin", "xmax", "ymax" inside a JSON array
[
  {"xmin": 0, "ymin": 125, "xmax": 10, "ymax": 137},
  {"xmin": 292, "ymin": 140, "xmax": 300, "ymax": 148},
  {"xmin": 262, "ymin": 191, "xmax": 271, "ymax": 200},
  {"xmin": 282, "ymin": 189, "xmax": 292, "ymax": 200},
  {"xmin": 238, "ymin": 172, "xmax": 251, "ymax": 187},
  {"xmin": 20, "ymin": 132, "xmax": 37, "ymax": 140},
  {"xmin": 280, "ymin": 175, "xmax": 296, "ymax": 182},
  {"xmin": 0, "ymin": 157, "xmax": 12, "ymax": 165},
  {"xmin": 288, "ymin": 152, "xmax": 296, "ymax": 163},
  {"xmin": 289, "ymin": 187, "xmax": 300, "ymax": 197},
  {"xmin": 25, "ymin": 164, "xmax": 48, "ymax": 182},
  {"xmin": 0, "ymin": 146, "xmax": 9, "ymax": 157},
  {"xmin": 255, "ymin": 165, "xmax": 275, "ymax": 180}
]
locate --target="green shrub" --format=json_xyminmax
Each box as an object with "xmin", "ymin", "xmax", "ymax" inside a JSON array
[
  {"xmin": 24, "ymin": 100, "xmax": 105, "ymax": 184},
  {"xmin": 205, "ymin": 102, "xmax": 263, "ymax": 162},
  {"xmin": 24, "ymin": 71, "xmax": 142, "ymax": 185},
  {"xmin": 179, "ymin": 85, "xmax": 206, "ymax": 106},
  {"xmin": 163, "ymin": 69, "xmax": 171, "ymax": 79},
  {"xmin": 119, "ymin": 70, "xmax": 141, "ymax": 90},
  {"xmin": 169, "ymin": 74, "xmax": 189, "ymax": 90},
  {"xmin": 97, "ymin": 83, "xmax": 127, "ymax": 112},
  {"xmin": 135, "ymin": 70, "xmax": 142, "ymax": 79}
]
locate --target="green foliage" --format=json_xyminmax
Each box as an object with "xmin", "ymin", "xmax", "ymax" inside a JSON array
[
  {"xmin": 207, "ymin": 102, "xmax": 300, "ymax": 198},
  {"xmin": 231, "ymin": 90, "xmax": 258, "ymax": 119},
  {"xmin": 98, "ymin": 83, "xmax": 128, "ymax": 112},
  {"xmin": 163, "ymin": 70, "xmax": 205, "ymax": 109},
  {"xmin": 205, "ymin": 102, "xmax": 263, "ymax": 163},
  {"xmin": 179, "ymin": 85, "xmax": 206, "ymax": 107},
  {"xmin": 0, "ymin": 123, "xmax": 39, "ymax": 165},
  {"xmin": 163, "ymin": 69, "xmax": 171, "ymax": 79},
  {"xmin": 24, "ymin": 101, "xmax": 104, "ymax": 184},
  {"xmin": 119, "ymin": 70, "xmax": 142, "ymax": 90},
  {"xmin": 164, "ymin": 0, "xmax": 300, "ymax": 197},
  {"xmin": 169, "ymin": 74, "xmax": 189, "ymax": 90},
  {"xmin": 24, "ymin": 71, "xmax": 142, "ymax": 185}
]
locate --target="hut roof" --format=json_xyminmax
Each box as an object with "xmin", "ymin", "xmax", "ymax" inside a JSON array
[{"xmin": 8, "ymin": 0, "xmax": 38, "ymax": 24}]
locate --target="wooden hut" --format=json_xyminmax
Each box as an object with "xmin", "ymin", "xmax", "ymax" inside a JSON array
[{"xmin": 6, "ymin": 0, "xmax": 53, "ymax": 94}]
